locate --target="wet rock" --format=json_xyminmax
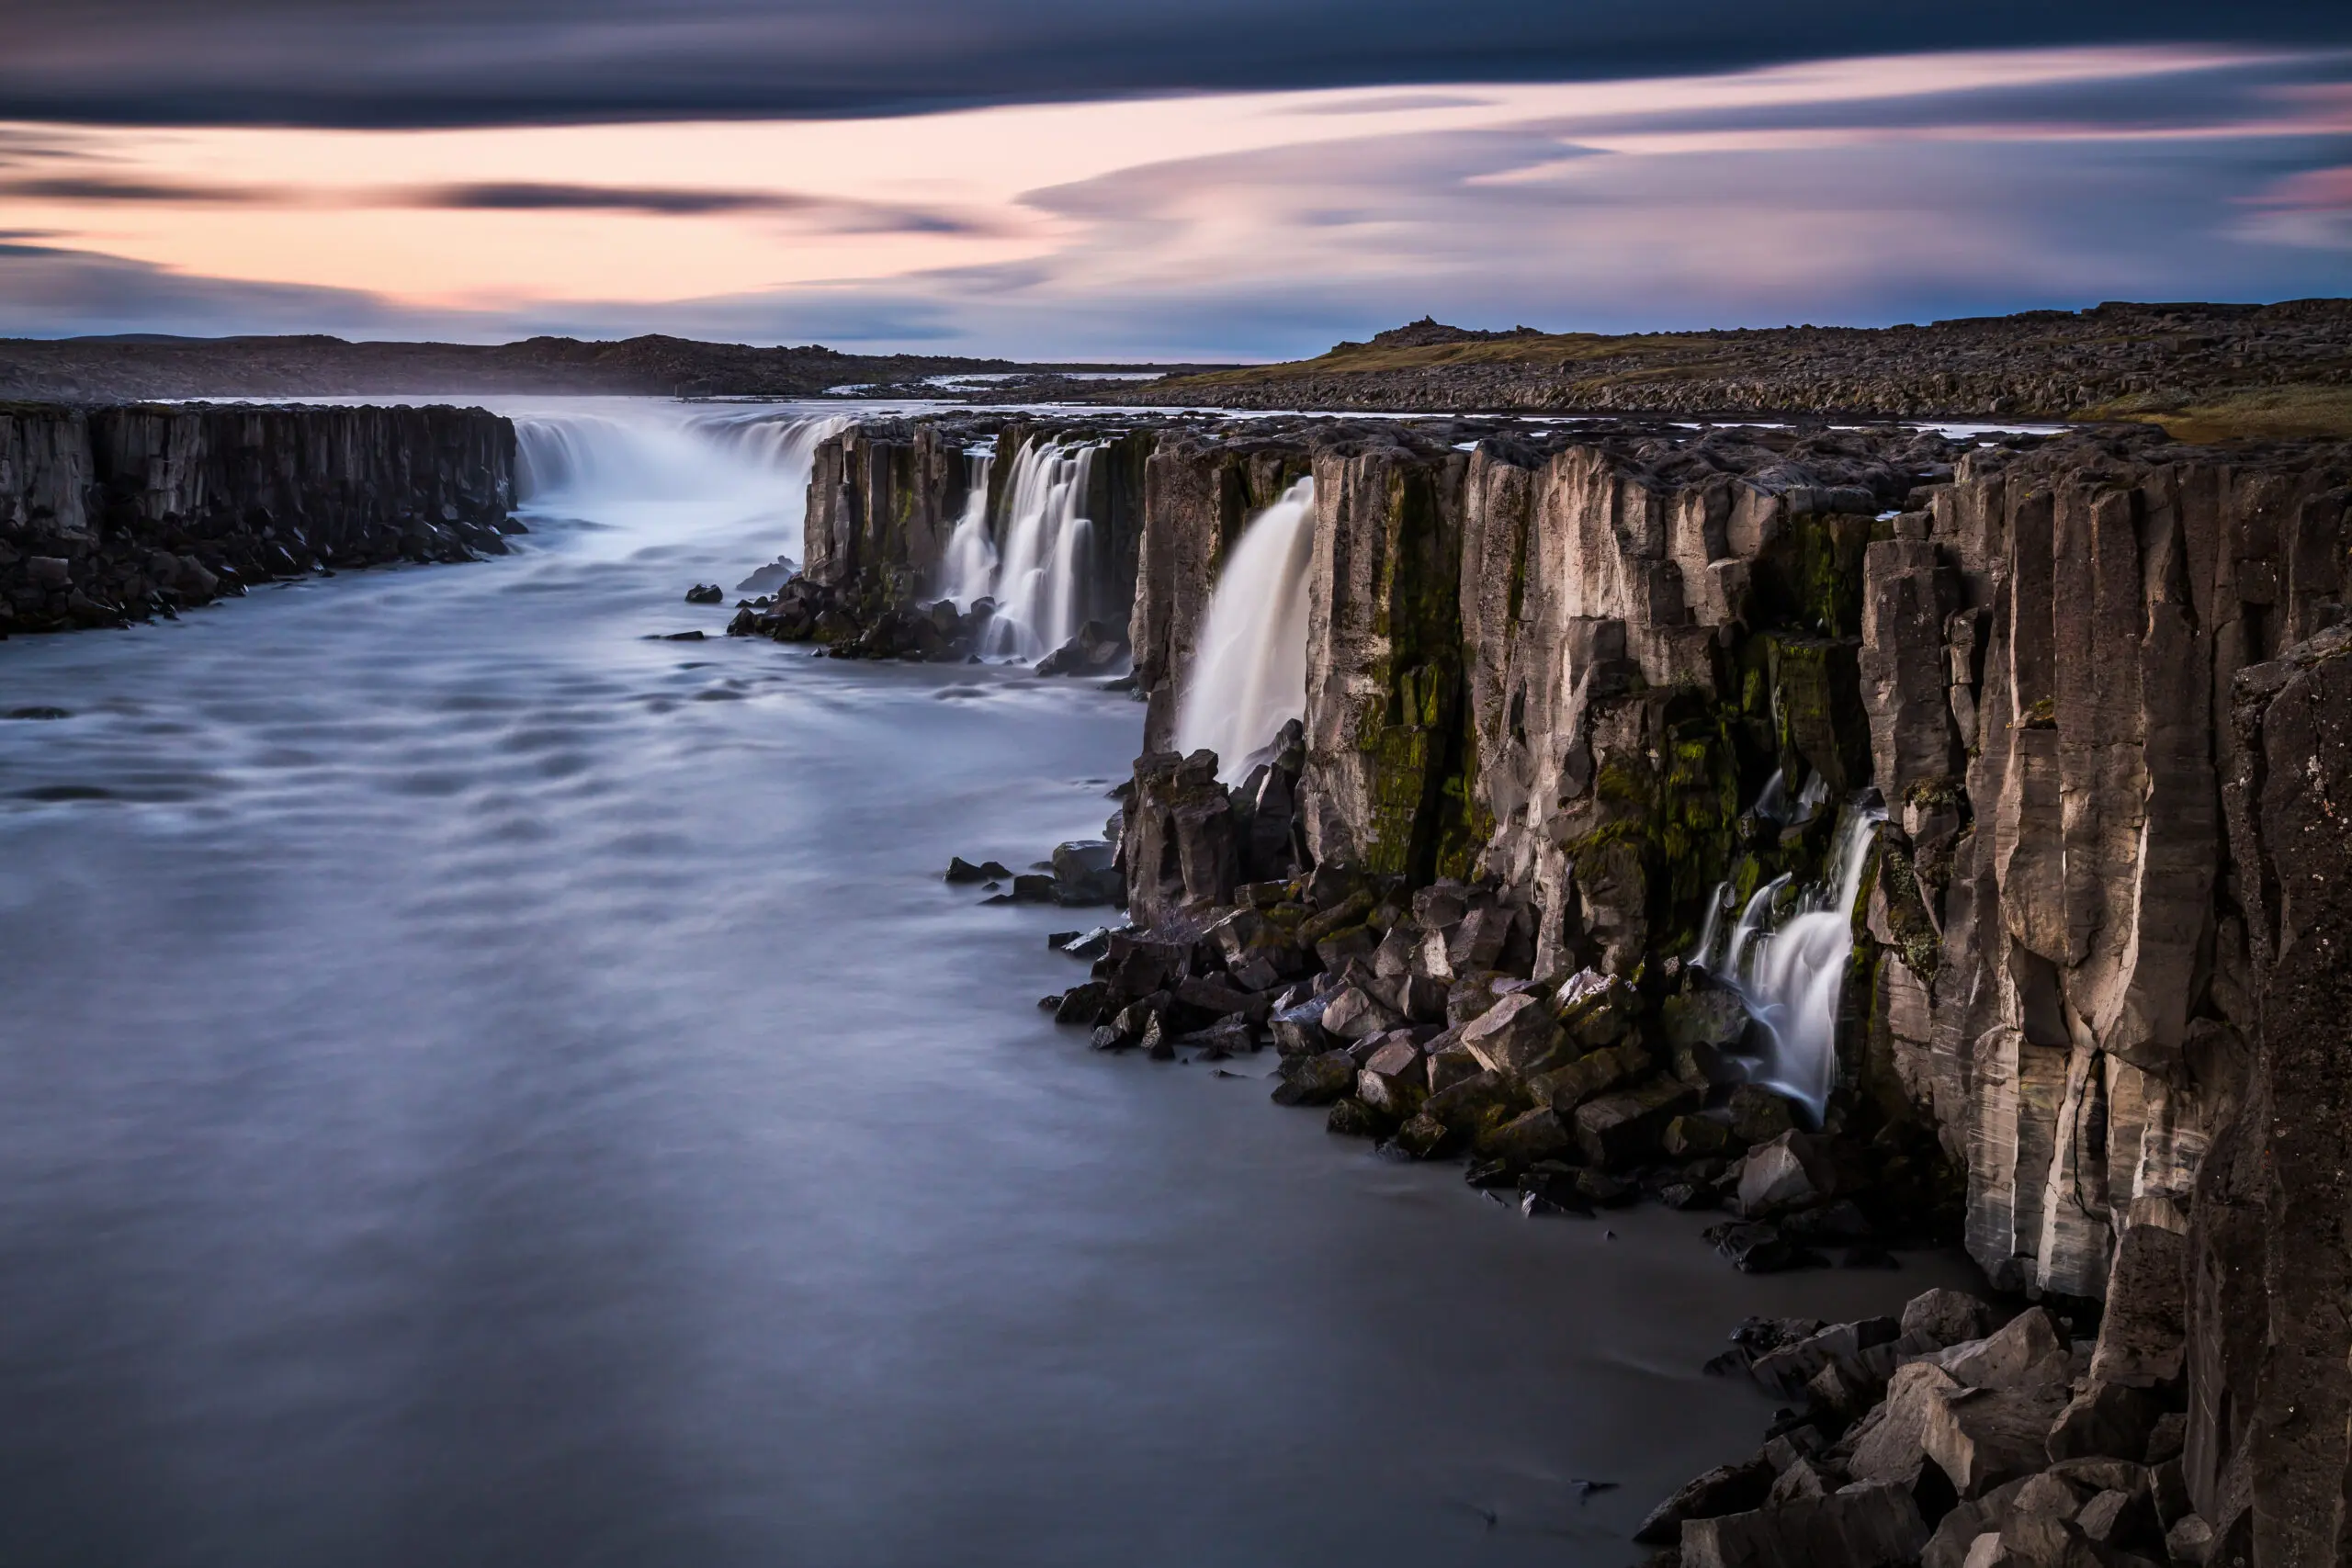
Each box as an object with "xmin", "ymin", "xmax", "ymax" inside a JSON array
[
  {"xmin": 1725, "ymin": 1085, "xmax": 1797, "ymax": 1146},
  {"xmin": 1735, "ymin": 1131, "xmax": 1836, "ymax": 1217},
  {"xmin": 684, "ymin": 582, "xmax": 725, "ymax": 604},
  {"xmin": 1049, "ymin": 840, "xmax": 1124, "ymax": 905},
  {"xmin": 1271, "ymin": 1048, "xmax": 1357, "ymax": 1107},
  {"xmin": 1423, "ymin": 1041, "xmax": 1483, "ymax": 1094},
  {"xmin": 1053, "ymin": 982, "xmax": 1109, "ymax": 1025},
  {"xmin": 1327, "ymin": 1097, "xmax": 1382, "ymax": 1138},
  {"xmin": 1664, "ymin": 1113, "xmax": 1730, "ymax": 1157},
  {"xmin": 1528, "ymin": 1040, "xmax": 1649, "ymax": 1111},
  {"xmin": 1421, "ymin": 1067, "xmax": 1522, "ymax": 1137},
  {"xmin": 1356, "ymin": 1038, "xmax": 1428, "ymax": 1118},
  {"xmin": 1849, "ymin": 1361, "xmax": 1966, "ymax": 1489},
  {"xmin": 1679, "ymin": 1480, "xmax": 1929, "ymax": 1568},
  {"xmin": 1713, "ymin": 1222, "xmax": 1815, "ymax": 1273},
  {"xmin": 1268, "ymin": 995, "xmax": 1332, "ymax": 1055},
  {"xmin": 1390, "ymin": 1111, "xmax": 1455, "ymax": 1159},
  {"xmin": 1476, "ymin": 1106, "xmax": 1572, "ymax": 1167},
  {"xmin": 1572, "ymin": 1075, "xmax": 1699, "ymax": 1167},
  {"xmin": 1010, "ymin": 873, "xmax": 1058, "ymax": 903},
  {"xmin": 1635, "ymin": 1458, "xmax": 1775, "ymax": 1543}
]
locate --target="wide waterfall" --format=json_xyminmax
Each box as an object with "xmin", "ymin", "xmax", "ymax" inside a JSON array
[
  {"xmin": 1689, "ymin": 785, "xmax": 1887, "ymax": 1120},
  {"xmin": 936, "ymin": 448, "xmax": 999, "ymax": 606},
  {"xmin": 514, "ymin": 405, "xmax": 846, "ymax": 562},
  {"xmin": 1171, "ymin": 476, "xmax": 1317, "ymax": 782},
  {"xmin": 983, "ymin": 437, "xmax": 1100, "ymax": 660}
]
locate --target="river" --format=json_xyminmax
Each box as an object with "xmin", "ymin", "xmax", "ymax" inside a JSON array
[{"xmin": 0, "ymin": 398, "xmax": 1970, "ymax": 1567}]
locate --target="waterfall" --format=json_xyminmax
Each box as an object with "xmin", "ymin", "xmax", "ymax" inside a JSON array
[
  {"xmin": 511, "ymin": 406, "xmax": 848, "ymax": 564},
  {"xmin": 1171, "ymin": 476, "xmax": 1317, "ymax": 783},
  {"xmin": 984, "ymin": 437, "xmax": 1100, "ymax": 660},
  {"xmin": 1690, "ymin": 792, "xmax": 1886, "ymax": 1120},
  {"xmin": 936, "ymin": 447, "xmax": 999, "ymax": 606}
]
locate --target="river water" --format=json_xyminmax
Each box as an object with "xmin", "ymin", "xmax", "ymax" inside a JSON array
[{"xmin": 0, "ymin": 398, "xmax": 1970, "ymax": 1567}]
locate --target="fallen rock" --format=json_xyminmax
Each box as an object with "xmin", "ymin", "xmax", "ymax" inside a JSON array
[
  {"xmin": 1267, "ymin": 995, "xmax": 1332, "ymax": 1055},
  {"xmin": 1736, "ymin": 1130, "xmax": 1835, "ymax": 1216},
  {"xmin": 1903, "ymin": 1288, "xmax": 1998, "ymax": 1348},
  {"xmin": 1934, "ymin": 1308, "xmax": 2071, "ymax": 1391},
  {"xmin": 1319, "ymin": 984, "xmax": 1404, "ymax": 1042},
  {"xmin": 1679, "ymin": 1480, "xmax": 1929, "ymax": 1568},
  {"xmin": 1390, "ymin": 1111, "xmax": 1454, "ymax": 1159},
  {"xmin": 1573, "ymin": 1075, "xmax": 1700, "ymax": 1167},
  {"xmin": 1726, "ymin": 1084, "xmax": 1798, "ymax": 1145},
  {"xmin": 1459, "ymin": 990, "xmax": 1567, "ymax": 1076},
  {"xmin": 1270, "ymin": 1049, "xmax": 1357, "ymax": 1107},
  {"xmin": 1529, "ymin": 1040, "xmax": 1649, "ymax": 1111},
  {"xmin": 1635, "ymin": 1458, "xmax": 1776, "ymax": 1543},
  {"xmin": 1476, "ymin": 1106, "xmax": 1573, "ymax": 1166},
  {"xmin": 1421, "ymin": 1067, "xmax": 1522, "ymax": 1136},
  {"xmin": 1849, "ymin": 1361, "xmax": 1966, "ymax": 1488},
  {"xmin": 1326, "ymin": 1098, "xmax": 1382, "ymax": 1138},
  {"xmin": 684, "ymin": 582, "xmax": 725, "ymax": 604},
  {"xmin": 1923, "ymin": 1383, "xmax": 2073, "ymax": 1496}
]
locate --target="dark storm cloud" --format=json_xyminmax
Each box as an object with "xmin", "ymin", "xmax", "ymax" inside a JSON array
[
  {"xmin": 402, "ymin": 182, "xmax": 989, "ymax": 232},
  {"xmin": 0, "ymin": 238, "xmax": 435, "ymax": 335},
  {"xmin": 3, "ymin": 0, "xmax": 2345, "ymax": 129},
  {"xmin": 0, "ymin": 176, "xmax": 289, "ymax": 205}
]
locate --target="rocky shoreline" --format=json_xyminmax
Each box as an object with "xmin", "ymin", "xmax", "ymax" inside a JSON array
[
  {"xmin": 786, "ymin": 400, "xmax": 2350, "ymax": 1566},
  {"xmin": 0, "ymin": 401, "xmax": 519, "ymax": 635}
]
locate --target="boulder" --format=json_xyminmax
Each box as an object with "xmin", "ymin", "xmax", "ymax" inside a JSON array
[
  {"xmin": 1326, "ymin": 1098, "xmax": 1382, "ymax": 1138},
  {"xmin": 1267, "ymin": 995, "xmax": 1331, "ymax": 1055},
  {"xmin": 1421, "ymin": 1068, "xmax": 1522, "ymax": 1136},
  {"xmin": 1664, "ymin": 984, "xmax": 1750, "ymax": 1051},
  {"xmin": 1849, "ymin": 1361, "xmax": 1966, "ymax": 1488},
  {"xmin": 1555, "ymin": 967, "xmax": 1641, "ymax": 1048},
  {"xmin": 1529, "ymin": 1041, "xmax": 1651, "ymax": 1111},
  {"xmin": 1934, "ymin": 1308, "xmax": 2071, "ymax": 1391},
  {"xmin": 1920, "ymin": 1478, "xmax": 2031, "ymax": 1568},
  {"xmin": 1357, "ymin": 1038, "xmax": 1427, "ymax": 1118},
  {"xmin": 1726, "ymin": 1084, "xmax": 1798, "ymax": 1145},
  {"xmin": 1679, "ymin": 1481, "xmax": 1930, "ymax": 1568},
  {"xmin": 1635, "ymin": 1459, "xmax": 1776, "ymax": 1543},
  {"xmin": 1390, "ymin": 1111, "xmax": 1454, "ymax": 1159},
  {"xmin": 1459, "ymin": 991, "xmax": 1567, "ymax": 1076},
  {"xmin": 1664, "ymin": 1114, "xmax": 1731, "ymax": 1157},
  {"xmin": 1049, "ymin": 839, "xmax": 1124, "ymax": 904},
  {"xmin": 1476, "ymin": 1107, "xmax": 1573, "ymax": 1167},
  {"xmin": 1270, "ymin": 1049, "xmax": 1357, "ymax": 1107},
  {"xmin": 1173, "ymin": 975, "xmax": 1267, "ymax": 1022},
  {"xmin": 1923, "ymin": 1383, "xmax": 2074, "ymax": 1496},
  {"xmin": 1736, "ymin": 1131, "xmax": 1835, "ymax": 1217},
  {"xmin": 1904, "ymin": 1288, "xmax": 1998, "ymax": 1348},
  {"xmin": 1573, "ymin": 1075, "xmax": 1700, "ymax": 1167},
  {"xmin": 1319, "ymin": 984, "xmax": 1404, "ymax": 1042},
  {"xmin": 1053, "ymin": 982, "xmax": 1109, "ymax": 1025},
  {"xmin": 1750, "ymin": 1316, "xmax": 1901, "ymax": 1398}
]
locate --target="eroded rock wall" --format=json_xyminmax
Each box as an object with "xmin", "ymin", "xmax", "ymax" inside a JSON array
[{"xmin": 0, "ymin": 401, "xmax": 516, "ymax": 633}]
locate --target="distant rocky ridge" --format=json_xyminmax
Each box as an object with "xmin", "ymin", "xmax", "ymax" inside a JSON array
[
  {"xmin": 0, "ymin": 401, "xmax": 517, "ymax": 634},
  {"xmin": 0, "ymin": 333, "xmax": 1215, "ymax": 406},
  {"xmin": 1116, "ymin": 300, "xmax": 2352, "ymax": 439}
]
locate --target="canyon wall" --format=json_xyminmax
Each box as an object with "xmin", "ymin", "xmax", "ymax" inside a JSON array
[
  {"xmin": 797, "ymin": 412, "xmax": 2352, "ymax": 1558},
  {"xmin": 804, "ymin": 417, "xmax": 1154, "ymax": 630},
  {"xmin": 0, "ymin": 401, "xmax": 516, "ymax": 633}
]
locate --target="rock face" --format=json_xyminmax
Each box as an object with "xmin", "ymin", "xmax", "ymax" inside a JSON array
[{"xmin": 0, "ymin": 401, "xmax": 517, "ymax": 632}]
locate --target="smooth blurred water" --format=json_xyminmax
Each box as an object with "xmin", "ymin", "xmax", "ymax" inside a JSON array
[{"xmin": 0, "ymin": 397, "xmax": 1971, "ymax": 1568}]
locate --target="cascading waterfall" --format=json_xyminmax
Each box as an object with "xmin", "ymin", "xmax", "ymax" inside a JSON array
[
  {"xmin": 984, "ymin": 437, "xmax": 1100, "ymax": 660},
  {"xmin": 1170, "ymin": 476, "xmax": 1317, "ymax": 783},
  {"xmin": 936, "ymin": 447, "xmax": 999, "ymax": 606},
  {"xmin": 1689, "ymin": 784, "xmax": 1887, "ymax": 1120}
]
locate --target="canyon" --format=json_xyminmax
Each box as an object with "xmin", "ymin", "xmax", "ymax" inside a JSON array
[{"xmin": 794, "ymin": 405, "xmax": 2352, "ymax": 1565}]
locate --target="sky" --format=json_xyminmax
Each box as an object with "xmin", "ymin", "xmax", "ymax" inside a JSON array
[{"xmin": 1, "ymin": 2, "xmax": 2347, "ymax": 359}]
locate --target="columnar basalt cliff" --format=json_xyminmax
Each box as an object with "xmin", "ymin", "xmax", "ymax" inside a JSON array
[
  {"xmin": 790, "ymin": 410, "xmax": 2352, "ymax": 1562},
  {"xmin": 0, "ymin": 401, "xmax": 517, "ymax": 633}
]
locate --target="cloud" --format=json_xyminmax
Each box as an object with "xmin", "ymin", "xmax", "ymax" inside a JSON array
[
  {"xmin": 0, "ymin": 175, "xmax": 289, "ymax": 204},
  {"xmin": 401, "ymin": 182, "xmax": 991, "ymax": 231},
  {"xmin": 1, "ymin": 0, "xmax": 2344, "ymax": 129},
  {"xmin": 0, "ymin": 237, "xmax": 443, "ymax": 336}
]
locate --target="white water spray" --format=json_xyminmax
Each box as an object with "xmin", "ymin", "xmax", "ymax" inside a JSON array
[
  {"xmin": 985, "ymin": 438, "xmax": 1100, "ymax": 659},
  {"xmin": 936, "ymin": 448, "xmax": 999, "ymax": 606},
  {"xmin": 1690, "ymin": 792, "xmax": 1886, "ymax": 1119},
  {"xmin": 1171, "ymin": 477, "xmax": 1317, "ymax": 782}
]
